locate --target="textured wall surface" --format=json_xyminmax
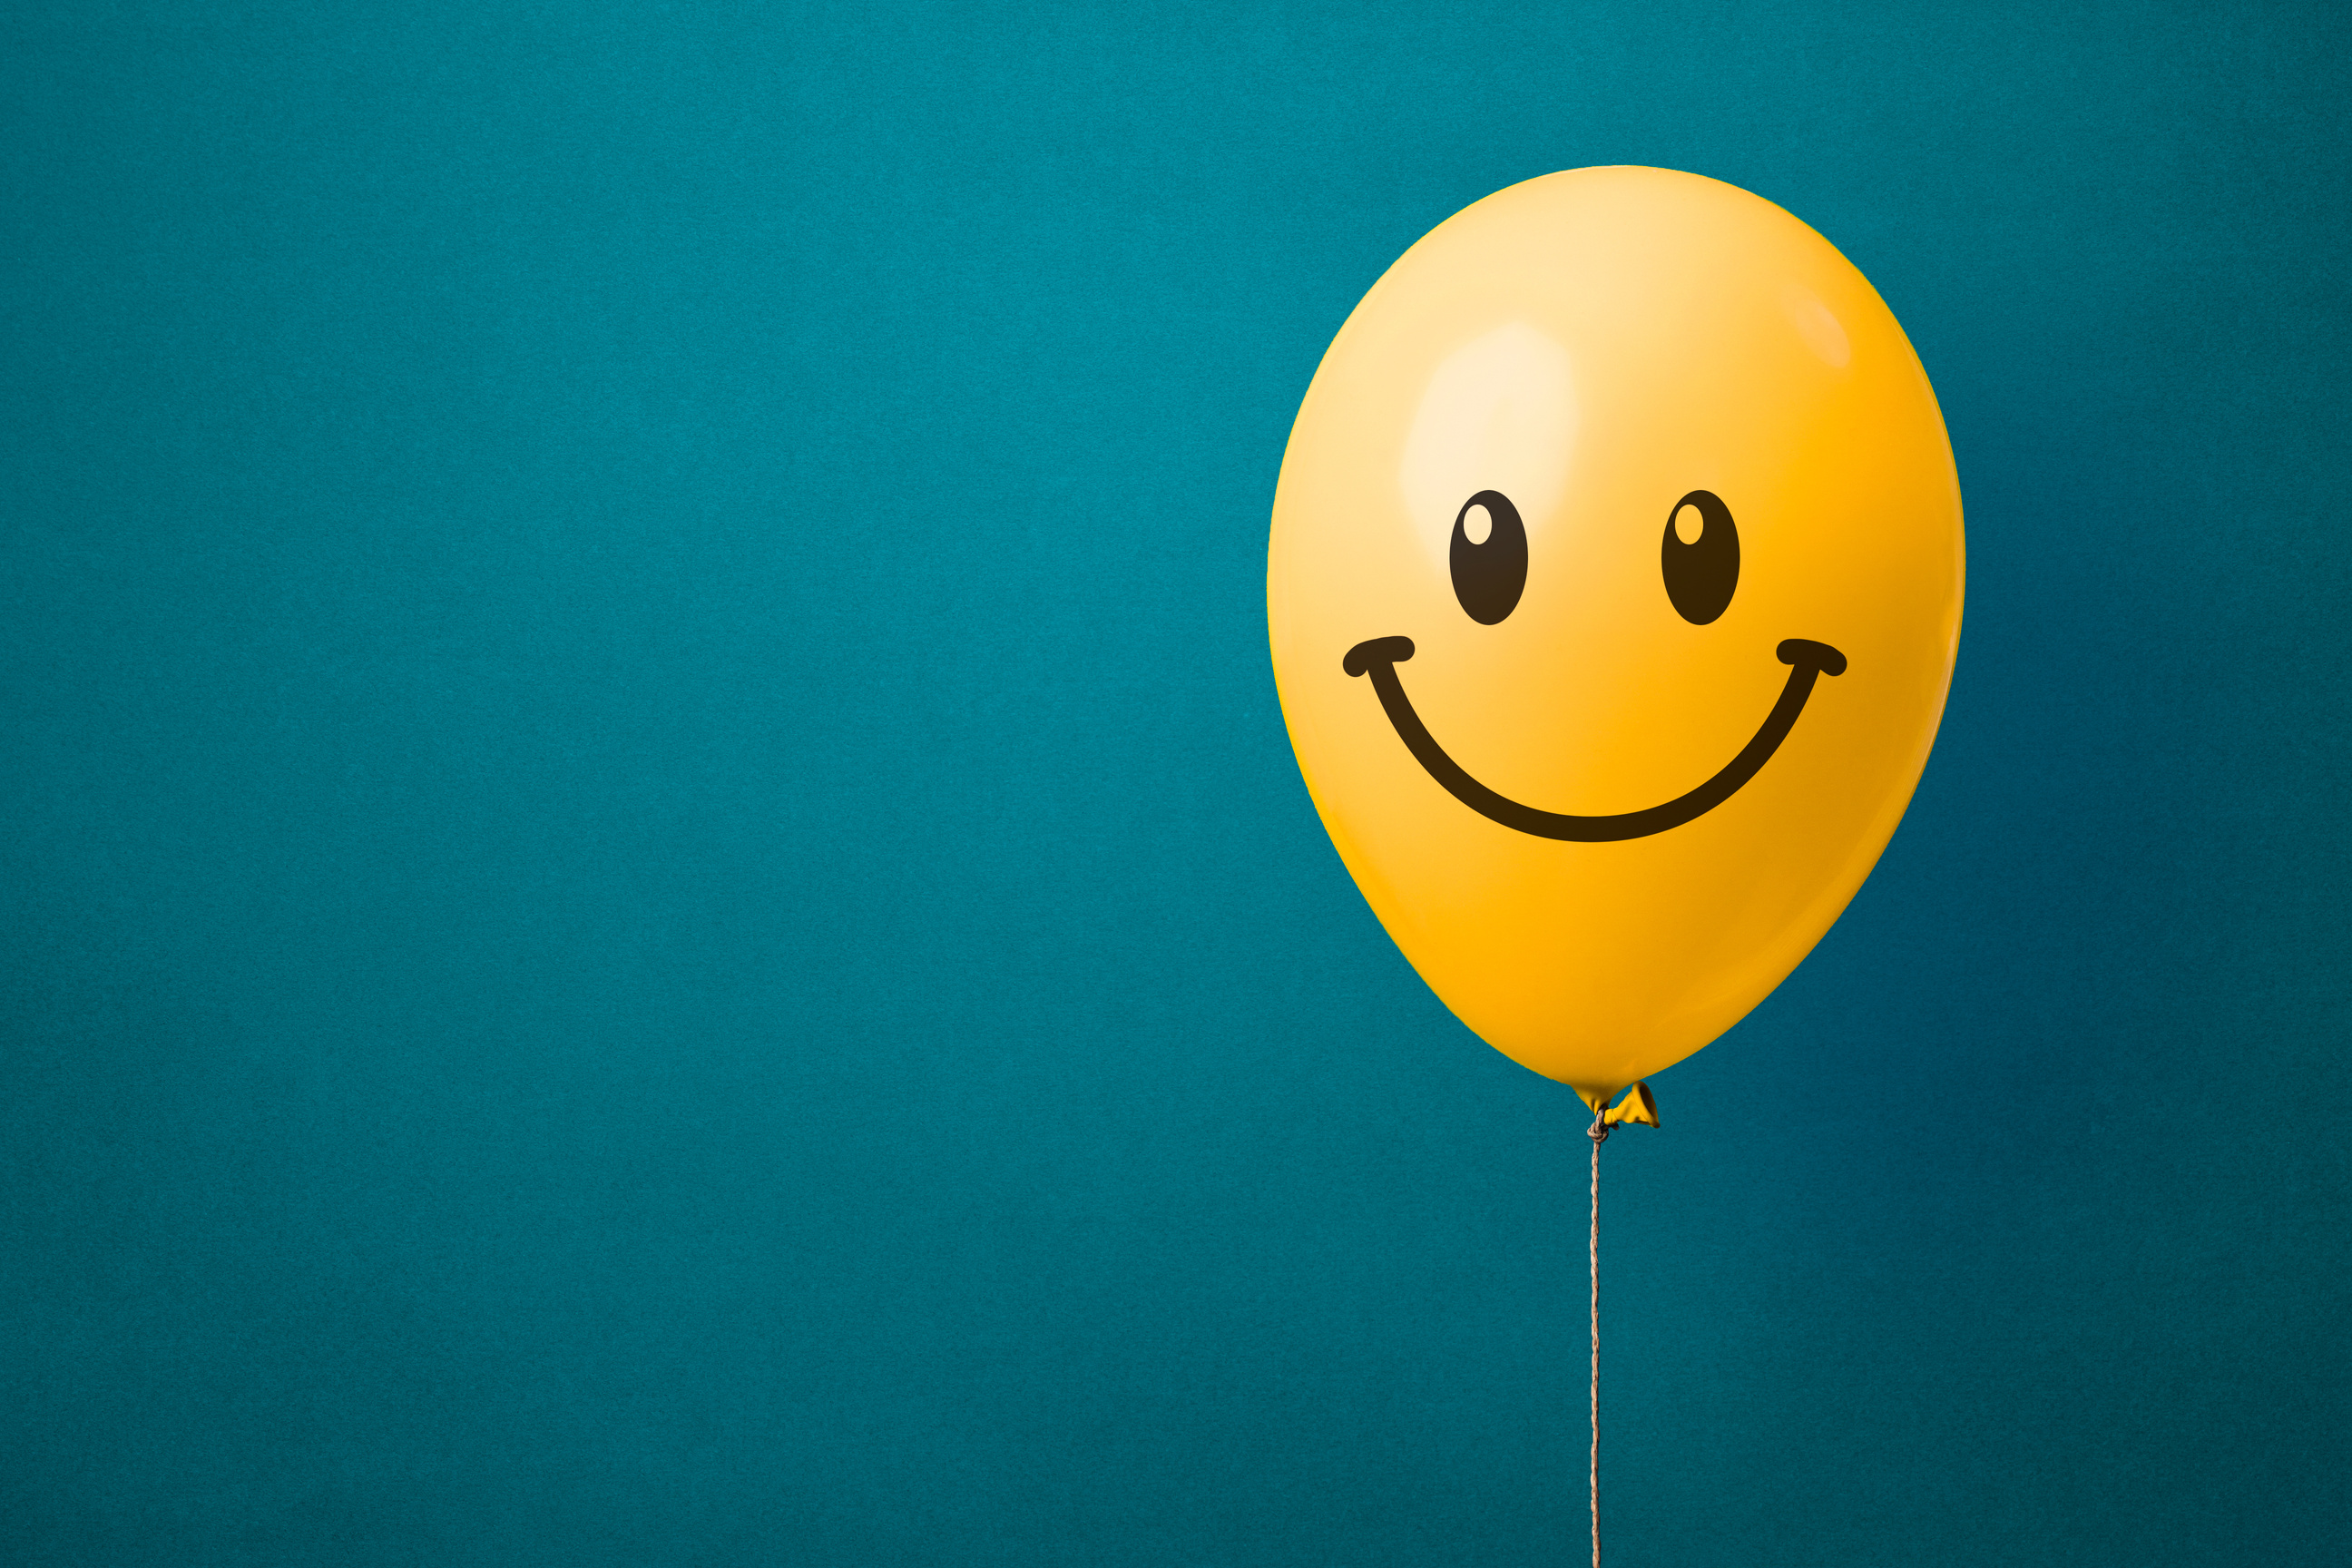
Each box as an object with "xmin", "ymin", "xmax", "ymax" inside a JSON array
[{"xmin": 5, "ymin": 5, "xmax": 2346, "ymax": 1563}]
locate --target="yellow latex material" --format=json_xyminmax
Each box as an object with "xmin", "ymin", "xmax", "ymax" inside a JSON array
[
  {"xmin": 1594, "ymin": 1082, "xmax": 1659, "ymax": 1127},
  {"xmin": 1268, "ymin": 169, "xmax": 1962, "ymax": 1103}
]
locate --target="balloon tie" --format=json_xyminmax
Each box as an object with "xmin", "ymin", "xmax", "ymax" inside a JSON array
[{"xmin": 1588, "ymin": 1108, "xmax": 1607, "ymax": 1568}]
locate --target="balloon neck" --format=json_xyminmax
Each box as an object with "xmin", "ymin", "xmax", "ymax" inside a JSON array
[{"xmin": 1578, "ymin": 1081, "xmax": 1661, "ymax": 1133}]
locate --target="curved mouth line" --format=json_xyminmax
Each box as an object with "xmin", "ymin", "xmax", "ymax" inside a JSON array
[{"xmin": 1341, "ymin": 636, "xmax": 1847, "ymax": 842}]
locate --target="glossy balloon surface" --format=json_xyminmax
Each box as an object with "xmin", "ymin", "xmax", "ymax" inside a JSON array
[{"xmin": 1268, "ymin": 168, "xmax": 1963, "ymax": 1102}]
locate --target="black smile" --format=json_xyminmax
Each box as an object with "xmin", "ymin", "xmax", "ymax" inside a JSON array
[{"xmin": 1341, "ymin": 636, "xmax": 1848, "ymax": 842}]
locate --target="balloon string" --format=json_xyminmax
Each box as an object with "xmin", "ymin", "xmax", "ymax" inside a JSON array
[{"xmin": 1589, "ymin": 1108, "xmax": 1608, "ymax": 1568}]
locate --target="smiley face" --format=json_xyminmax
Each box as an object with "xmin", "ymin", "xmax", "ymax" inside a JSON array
[
  {"xmin": 1343, "ymin": 484, "xmax": 1848, "ymax": 842},
  {"xmin": 1269, "ymin": 169, "xmax": 1962, "ymax": 1100}
]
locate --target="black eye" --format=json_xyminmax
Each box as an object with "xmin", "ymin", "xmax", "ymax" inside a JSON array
[
  {"xmin": 1661, "ymin": 490, "xmax": 1739, "ymax": 624},
  {"xmin": 1450, "ymin": 490, "xmax": 1527, "ymax": 624}
]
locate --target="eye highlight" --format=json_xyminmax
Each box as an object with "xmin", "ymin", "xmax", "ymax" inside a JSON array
[
  {"xmin": 1450, "ymin": 490, "xmax": 1527, "ymax": 624},
  {"xmin": 1661, "ymin": 490, "xmax": 1739, "ymax": 624}
]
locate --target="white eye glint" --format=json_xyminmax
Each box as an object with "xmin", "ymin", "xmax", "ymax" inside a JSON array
[
  {"xmin": 1462, "ymin": 503, "xmax": 1493, "ymax": 544},
  {"xmin": 1672, "ymin": 504, "xmax": 1704, "ymax": 545}
]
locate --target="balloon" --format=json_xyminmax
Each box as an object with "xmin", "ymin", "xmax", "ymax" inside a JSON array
[{"xmin": 1268, "ymin": 168, "xmax": 1963, "ymax": 1106}]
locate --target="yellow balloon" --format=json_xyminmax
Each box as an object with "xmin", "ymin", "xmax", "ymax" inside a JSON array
[{"xmin": 1268, "ymin": 168, "xmax": 1963, "ymax": 1107}]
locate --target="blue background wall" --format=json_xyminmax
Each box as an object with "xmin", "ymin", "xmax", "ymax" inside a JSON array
[{"xmin": 5, "ymin": 4, "xmax": 2346, "ymax": 1563}]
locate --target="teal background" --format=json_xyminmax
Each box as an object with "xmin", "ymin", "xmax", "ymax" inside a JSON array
[{"xmin": 5, "ymin": 4, "xmax": 2347, "ymax": 1563}]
